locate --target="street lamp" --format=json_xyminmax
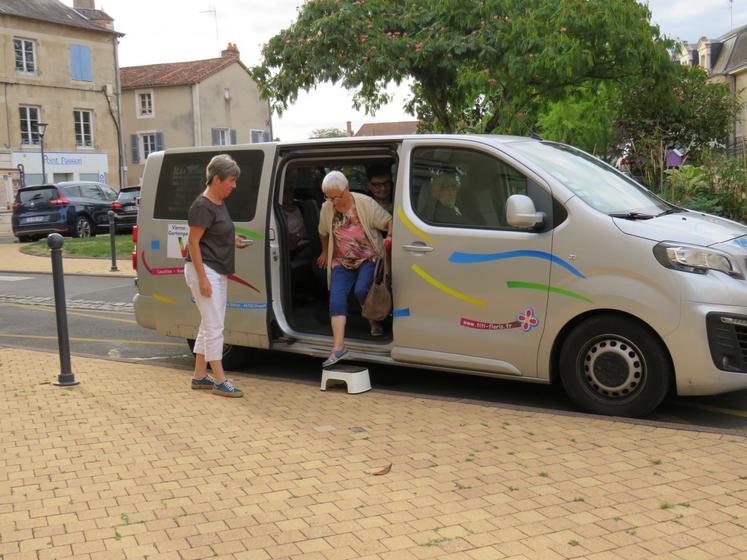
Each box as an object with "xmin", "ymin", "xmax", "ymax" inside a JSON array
[{"xmin": 36, "ymin": 122, "xmax": 48, "ymax": 184}]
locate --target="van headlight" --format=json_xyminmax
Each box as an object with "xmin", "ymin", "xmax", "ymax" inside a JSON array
[{"xmin": 653, "ymin": 242, "xmax": 743, "ymax": 279}]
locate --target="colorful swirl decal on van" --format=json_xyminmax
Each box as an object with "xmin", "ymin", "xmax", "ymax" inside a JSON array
[
  {"xmin": 393, "ymin": 307, "xmax": 411, "ymax": 317},
  {"xmin": 460, "ymin": 308, "xmax": 540, "ymax": 332},
  {"xmin": 141, "ymin": 252, "xmax": 184, "ymax": 275},
  {"xmin": 506, "ymin": 281, "xmax": 592, "ymax": 303},
  {"xmin": 449, "ymin": 250, "xmax": 586, "ymax": 279},
  {"xmin": 411, "ymin": 264, "xmax": 486, "ymax": 306},
  {"xmin": 142, "ymin": 251, "xmax": 261, "ymax": 293},
  {"xmin": 234, "ymin": 226, "xmax": 264, "ymax": 241},
  {"xmin": 398, "ymin": 208, "xmax": 434, "ymax": 243}
]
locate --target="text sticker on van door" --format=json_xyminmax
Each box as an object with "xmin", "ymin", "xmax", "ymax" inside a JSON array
[{"xmin": 167, "ymin": 224, "xmax": 190, "ymax": 259}]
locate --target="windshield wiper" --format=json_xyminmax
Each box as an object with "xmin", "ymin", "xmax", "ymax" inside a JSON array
[
  {"xmin": 655, "ymin": 208, "xmax": 683, "ymax": 217},
  {"xmin": 609, "ymin": 212, "xmax": 654, "ymax": 220}
]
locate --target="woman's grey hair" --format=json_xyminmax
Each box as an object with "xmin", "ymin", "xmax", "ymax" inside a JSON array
[
  {"xmin": 206, "ymin": 154, "xmax": 241, "ymax": 185},
  {"xmin": 321, "ymin": 170, "xmax": 348, "ymax": 195},
  {"xmin": 430, "ymin": 173, "xmax": 458, "ymax": 193}
]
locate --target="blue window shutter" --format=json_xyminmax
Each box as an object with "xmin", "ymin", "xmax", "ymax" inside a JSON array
[
  {"xmin": 155, "ymin": 132, "xmax": 164, "ymax": 151},
  {"xmin": 80, "ymin": 46, "xmax": 92, "ymax": 81},
  {"xmin": 211, "ymin": 128, "xmax": 219, "ymax": 145},
  {"xmin": 69, "ymin": 45, "xmax": 80, "ymax": 80},
  {"xmin": 263, "ymin": 131, "xmax": 270, "ymax": 142},
  {"xmin": 230, "ymin": 129, "xmax": 237, "ymax": 145},
  {"xmin": 130, "ymin": 134, "xmax": 139, "ymax": 163}
]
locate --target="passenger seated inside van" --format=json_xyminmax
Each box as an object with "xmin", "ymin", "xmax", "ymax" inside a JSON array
[
  {"xmin": 366, "ymin": 163, "xmax": 394, "ymax": 213},
  {"xmin": 424, "ymin": 173, "xmax": 465, "ymax": 225}
]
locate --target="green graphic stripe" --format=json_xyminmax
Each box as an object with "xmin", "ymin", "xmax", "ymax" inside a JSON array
[
  {"xmin": 507, "ymin": 281, "xmax": 592, "ymax": 303},
  {"xmin": 235, "ymin": 226, "xmax": 263, "ymax": 240}
]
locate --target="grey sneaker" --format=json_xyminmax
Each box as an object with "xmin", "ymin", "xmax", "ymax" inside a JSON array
[{"xmin": 322, "ymin": 348, "xmax": 349, "ymax": 368}]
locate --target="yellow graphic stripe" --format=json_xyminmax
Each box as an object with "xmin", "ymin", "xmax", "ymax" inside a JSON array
[
  {"xmin": 398, "ymin": 207, "xmax": 433, "ymax": 243},
  {"xmin": 153, "ymin": 293, "xmax": 177, "ymax": 305},
  {"xmin": 411, "ymin": 264, "xmax": 486, "ymax": 306}
]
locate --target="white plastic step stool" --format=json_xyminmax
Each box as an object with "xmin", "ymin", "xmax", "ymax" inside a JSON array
[{"xmin": 321, "ymin": 364, "xmax": 371, "ymax": 394}]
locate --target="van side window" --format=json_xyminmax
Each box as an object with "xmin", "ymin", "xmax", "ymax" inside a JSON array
[
  {"xmin": 410, "ymin": 147, "xmax": 550, "ymax": 230},
  {"xmin": 154, "ymin": 151, "xmax": 264, "ymax": 221}
]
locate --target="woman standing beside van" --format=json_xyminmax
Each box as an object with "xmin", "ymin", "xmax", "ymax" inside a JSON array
[
  {"xmin": 317, "ymin": 171, "xmax": 392, "ymax": 367},
  {"xmin": 184, "ymin": 154, "xmax": 248, "ymax": 397}
]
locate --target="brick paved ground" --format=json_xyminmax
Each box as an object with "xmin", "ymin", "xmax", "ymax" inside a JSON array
[{"xmin": 0, "ymin": 348, "xmax": 745, "ymax": 560}]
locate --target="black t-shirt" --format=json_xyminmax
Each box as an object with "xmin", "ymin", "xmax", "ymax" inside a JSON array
[{"xmin": 185, "ymin": 195, "xmax": 235, "ymax": 275}]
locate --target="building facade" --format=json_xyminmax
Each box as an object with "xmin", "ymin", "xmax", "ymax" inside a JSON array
[
  {"xmin": 0, "ymin": 0, "xmax": 123, "ymax": 208},
  {"xmin": 120, "ymin": 44, "xmax": 272, "ymax": 186},
  {"xmin": 677, "ymin": 24, "xmax": 747, "ymax": 153}
]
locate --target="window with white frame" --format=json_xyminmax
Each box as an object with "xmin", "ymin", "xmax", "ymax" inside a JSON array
[
  {"xmin": 217, "ymin": 128, "xmax": 230, "ymax": 145},
  {"xmin": 142, "ymin": 133, "xmax": 157, "ymax": 159},
  {"xmin": 73, "ymin": 109, "xmax": 93, "ymax": 148},
  {"xmin": 19, "ymin": 106, "xmax": 40, "ymax": 145},
  {"xmin": 137, "ymin": 91, "xmax": 154, "ymax": 117},
  {"xmin": 14, "ymin": 38, "xmax": 36, "ymax": 75}
]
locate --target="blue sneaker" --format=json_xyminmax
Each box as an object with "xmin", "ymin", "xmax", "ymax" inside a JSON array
[
  {"xmin": 191, "ymin": 374, "xmax": 214, "ymax": 390},
  {"xmin": 212, "ymin": 379, "xmax": 243, "ymax": 398},
  {"xmin": 322, "ymin": 348, "xmax": 349, "ymax": 368}
]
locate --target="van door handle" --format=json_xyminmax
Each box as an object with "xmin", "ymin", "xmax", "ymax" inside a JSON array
[{"xmin": 402, "ymin": 243, "xmax": 434, "ymax": 253}]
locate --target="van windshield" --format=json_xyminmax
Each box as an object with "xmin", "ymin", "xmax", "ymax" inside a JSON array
[{"xmin": 509, "ymin": 141, "xmax": 671, "ymax": 215}]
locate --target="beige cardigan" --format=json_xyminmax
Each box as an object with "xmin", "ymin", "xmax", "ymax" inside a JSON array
[{"xmin": 318, "ymin": 192, "xmax": 392, "ymax": 286}]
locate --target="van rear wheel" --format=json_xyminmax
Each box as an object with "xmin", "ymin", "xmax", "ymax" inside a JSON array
[
  {"xmin": 559, "ymin": 315, "xmax": 670, "ymax": 418},
  {"xmin": 186, "ymin": 339, "xmax": 253, "ymax": 371}
]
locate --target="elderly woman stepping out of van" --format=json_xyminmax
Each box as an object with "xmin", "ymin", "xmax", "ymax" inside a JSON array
[
  {"xmin": 317, "ymin": 170, "xmax": 393, "ymax": 367},
  {"xmin": 184, "ymin": 154, "xmax": 250, "ymax": 397}
]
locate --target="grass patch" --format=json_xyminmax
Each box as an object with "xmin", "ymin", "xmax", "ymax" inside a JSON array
[{"xmin": 19, "ymin": 234, "xmax": 133, "ymax": 259}]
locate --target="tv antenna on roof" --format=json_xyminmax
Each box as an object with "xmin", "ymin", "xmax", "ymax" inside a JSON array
[{"xmin": 199, "ymin": 5, "xmax": 219, "ymax": 53}]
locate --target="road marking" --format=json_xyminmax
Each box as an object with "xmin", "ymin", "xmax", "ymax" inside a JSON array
[
  {"xmin": 0, "ymin": 275, "xmax": 33, "ymax": 281},
  {"xmin": 672, "ymin": 400, "xmax": 747, "ymax": 418},
  {"xmin": 5, "ymin": 303, "xmax": 136, "ymax": 324},
  {"xmin": 0, "ymin": 334, "xmax": 185, "ymax": 346}
]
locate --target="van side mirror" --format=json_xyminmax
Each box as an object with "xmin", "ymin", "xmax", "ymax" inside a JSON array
[{"xmin": 506, "ymin": 194, "xmax": 544, "ymax": 229}]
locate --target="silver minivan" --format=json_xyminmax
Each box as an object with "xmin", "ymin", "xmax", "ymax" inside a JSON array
[{"xmin": 133, "ymin": 135, "xmax": 747, "ymax": 417}]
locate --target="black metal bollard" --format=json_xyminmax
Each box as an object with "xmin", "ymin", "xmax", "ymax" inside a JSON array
[
  {"xmin": 47, "ymin": 234, "xmax": 79, "ymax": 387},
  {"xmin": 108, "ymin": 210, "xmax": 119, "ymax": 272}
]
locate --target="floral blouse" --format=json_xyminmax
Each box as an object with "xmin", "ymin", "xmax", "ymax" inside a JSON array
[{"xmin": 332, "ymin": 205, "xmax": 375, "ymax": 269}]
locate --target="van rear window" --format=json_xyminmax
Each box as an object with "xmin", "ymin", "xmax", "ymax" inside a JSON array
[{"xmin": 154, "ymin": 151, "xmax": 264, "ymax": 221}]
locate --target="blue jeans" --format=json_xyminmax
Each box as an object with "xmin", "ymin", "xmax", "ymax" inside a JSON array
[{"xmin": 329, "ymin": 260, "xmax": 375, "ymax": 317}]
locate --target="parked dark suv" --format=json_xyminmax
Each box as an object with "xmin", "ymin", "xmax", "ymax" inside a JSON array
[
  {"xmin": 110, "ymin": 185, "xmax": 140, "ymax": 231},
  {"xmin": 12, "ymin": 181, "xmax": 119, "ymax": 241}
]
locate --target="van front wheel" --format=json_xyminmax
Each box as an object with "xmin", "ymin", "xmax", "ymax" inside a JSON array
[
  {"xmin": 186, "ymin": 339, "xmax": 253, "ymax": 371},
  {"xmin": 559, "ymin": 315, "xmax": 670, "ymax": 418}
]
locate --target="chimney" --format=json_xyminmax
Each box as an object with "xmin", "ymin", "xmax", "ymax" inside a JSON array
[
  {"xmin": 346, "ymin": 121, "xmax": 353, "ymax": 136},
  {"xmin": 221, "ymin": 42, "xmax": 240, "ymax": 59},
  {"xmin": 74, "ymin": 0, "xmax": 95, "ymax": 8}
]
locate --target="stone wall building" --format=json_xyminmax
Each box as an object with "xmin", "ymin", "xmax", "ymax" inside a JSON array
[
  {"xmin": 0, "ymin": 0, "xmax": 123, "ymax": 207},
  {"xmin": 120, "ymin": 43, "xmax": 272, "ymax": 186}
]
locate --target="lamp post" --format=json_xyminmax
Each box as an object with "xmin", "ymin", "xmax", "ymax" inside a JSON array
[{"xmin": 36, "ymin": 122, "xmax": 48, "ymax": 184}]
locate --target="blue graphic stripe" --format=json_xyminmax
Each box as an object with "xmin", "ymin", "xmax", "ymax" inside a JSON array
[
  {"xmin": 226, "ymin": 302, "xmax": 267, "ymax": 309},
  {"xmin": 393, "ymin": 308, "xmax": 411, "ymax": 317},
  {"xmin": 449, "ymin": 250, "xmax": 586, "ymax": 279}
]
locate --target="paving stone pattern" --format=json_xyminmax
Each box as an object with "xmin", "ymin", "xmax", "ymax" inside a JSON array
[
  {"xmin": 0, "ymin": 295, "xmax": 133, "ymax": 313},
  {"xmin": 0, "ymin": 348, "xmax": 745, "ymax": 560}
]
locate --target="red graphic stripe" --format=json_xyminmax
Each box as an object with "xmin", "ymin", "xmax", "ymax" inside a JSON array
[{"xmin": 228, "ymin": 274, "xmax": 260, "ymax": 293}]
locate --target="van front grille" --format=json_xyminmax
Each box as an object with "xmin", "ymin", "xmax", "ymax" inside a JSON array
[{"xmin": 706, "ymin": 313, "xmax": 747, "ymax": 373}]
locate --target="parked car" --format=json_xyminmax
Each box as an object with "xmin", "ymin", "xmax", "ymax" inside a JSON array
[
  {"xmin": 12, "ymin": 181, "xmax": 119, "ymax": 241},
  {"xmin": 110, "ymin": 185, "xmax": 140, "ymax": 231}
]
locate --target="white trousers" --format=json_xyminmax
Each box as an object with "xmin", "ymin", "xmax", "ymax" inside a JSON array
[{"xmin": 184, "ymin": 262, "xmax": 227, "ymax": 362}]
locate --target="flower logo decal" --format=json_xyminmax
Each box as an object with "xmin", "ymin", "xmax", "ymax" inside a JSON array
[{"xmin": 517, "ymin": 307, "xmax": 539, "ymax": 332}]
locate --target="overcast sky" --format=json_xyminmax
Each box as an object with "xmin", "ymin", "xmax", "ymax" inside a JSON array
[{"xmin": 63, "ymin": 0, "xmax": 746, "ymax": 140}]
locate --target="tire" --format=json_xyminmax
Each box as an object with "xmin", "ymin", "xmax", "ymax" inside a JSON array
[
  {"xmin": 559, "ymin": 315, "xmax": 671, "ymax": 417},
  {"xmin": 186, "ymin": 339, "xmax": 253, "ymax": 371},
  {"xmin": 17, "ymin": 235, "xmax": 32, "ymax": 243},
  {"xmin": 73, "ymin": 215, "xmax": 95, "ymax": 238}
]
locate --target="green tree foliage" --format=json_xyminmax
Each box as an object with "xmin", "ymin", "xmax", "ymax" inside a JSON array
[
  {"xmin": 617, "ymin": 65, "xmax": 740, "ymax": 189},
  {"xmin": 252, "ymin": 0, "xmax": 672, "ymax": 134},
  {"xmin": 537, "ymin": 83, "xmax": 619, "ymax": 156},
  {"xmin": 310, "ymin": 127, "xmax": 349, "ymax": 138}
]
